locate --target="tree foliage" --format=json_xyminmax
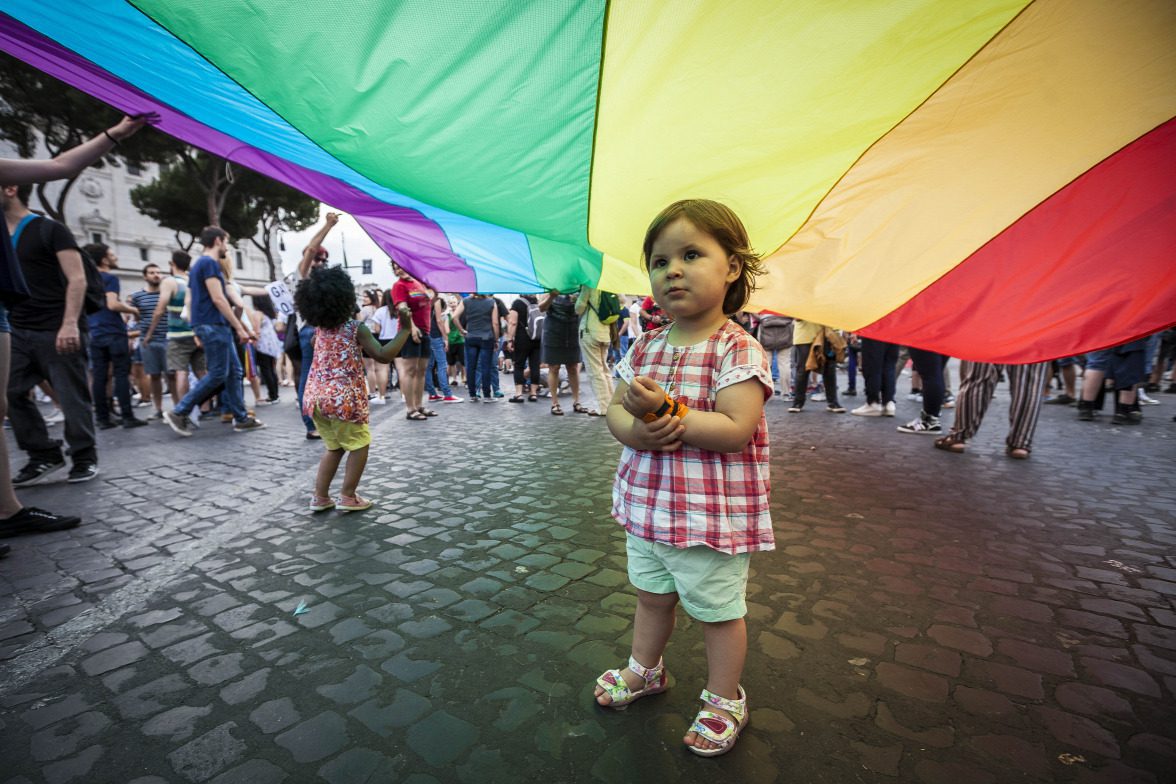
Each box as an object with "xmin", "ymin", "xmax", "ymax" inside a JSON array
[
  {"xmin": 132, "ymin": 155, "xmax": 319, "ymax": 280},
  {"xmin": 0, "ymin": 51, "xmax": 179, "ymax": 221}
]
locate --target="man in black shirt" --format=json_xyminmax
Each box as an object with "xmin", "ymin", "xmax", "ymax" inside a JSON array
[{"xmin": 2, "ymin": 183, "xmax": 99, "ymax": 485}]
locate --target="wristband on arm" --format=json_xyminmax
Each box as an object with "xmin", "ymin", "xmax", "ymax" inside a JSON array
[{"xmin": 642, "ymin": 393, "xmax": 688, "ymax": 422}]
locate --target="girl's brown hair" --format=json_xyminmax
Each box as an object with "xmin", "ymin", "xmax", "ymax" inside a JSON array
[{"xmin": 641, "ymin": 199, "xmax": 765, "ymax": 315}]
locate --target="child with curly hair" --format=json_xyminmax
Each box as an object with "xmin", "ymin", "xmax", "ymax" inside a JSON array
[
  {"xmin": 294, "ymin": 266, "xmax": 412, "ymax": 512},
  {"xmin": 594, "ymin": 199, "xmax": 773, "ymax": 757}
]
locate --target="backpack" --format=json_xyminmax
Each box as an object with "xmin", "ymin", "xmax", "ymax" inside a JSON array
[
  {"xmin": 38, "ymin": 218, "xmax": 106, "ymax": 314},
  {"xmin": 592, "ymin": 290, "xmax": 623, "ymax": 325},
  {"xmin": 756, "ymin": 315, "xmax": 794, "ymax": 350},
  {"xmin": 526, "ymin": 300, "xmax": 545, "ymax": 341}
]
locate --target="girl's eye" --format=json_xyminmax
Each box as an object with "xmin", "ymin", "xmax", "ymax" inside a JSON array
[
  {"xmin": 651, "ymin": 258, "xmax": 667, "ymax": 268},
  {"xmin": 684, "ymin": 250, "xmax": 701, "ymax": 260}
]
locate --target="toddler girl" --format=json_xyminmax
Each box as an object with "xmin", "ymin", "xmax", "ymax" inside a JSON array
[
  {"xmin": 294, "ymin": 267, "xmax": 411, "ymax": 512},
  {"xmin": 595, "ymin": 199, "xmax": 772, "ymax": 757}
]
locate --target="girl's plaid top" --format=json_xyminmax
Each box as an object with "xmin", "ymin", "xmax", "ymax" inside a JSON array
[{"xmin": 612, "ymin": 320, "xmax": 774, "ymax": 555}]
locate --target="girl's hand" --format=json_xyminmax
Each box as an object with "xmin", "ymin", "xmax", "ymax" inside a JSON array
[
  {"xmin": 623, "ymin": 375, "xmax": 667, "ymax": 418},
  {"xmin": 397, "ymin": 309, "xmax": 412, "ymax": 329},
  {"xmin": 630, "ymin": 414, "xmax": 685, "ymax": 452}
]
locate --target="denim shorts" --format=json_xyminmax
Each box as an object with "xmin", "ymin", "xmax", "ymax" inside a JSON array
[
  {"xmin": 0, "ymin": 301, "xmax": 9, "ymax": 334},
  {"xmin": 625, "ymin": 533, "xmax": 751, "ymax": 623},
  {"xmin": 1085, "ymin": 348, "xmax": 1113, "ymax": 372}
]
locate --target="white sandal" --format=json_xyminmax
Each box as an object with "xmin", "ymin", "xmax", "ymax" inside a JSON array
[
  {"xmin": 687, "ymin": 685, "xmax": 748, "ymax": 757},
  {"xmin": 595, "ymin": 656, "xmax": 669, "ymax": 710}
]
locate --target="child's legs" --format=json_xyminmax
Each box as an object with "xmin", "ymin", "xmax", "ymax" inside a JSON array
[
  {"xmin": 701, "ymin": 617, "xmax": 747, "ymax": 701},
  {"xmin": 632, "ymin": 588, "xmax": 679, "ymax": 668},
  {"xmin": 340, "ymin": 445, "xmax": 369, "ymax": 497},
  {"xmin": 315, "ymin": 448, "xmax": 344, "ymax": 498}
]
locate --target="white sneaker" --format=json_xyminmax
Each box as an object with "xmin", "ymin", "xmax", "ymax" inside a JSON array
[
  {"xmin": 851, "ymin": 402, "xmax": 883, "ymax": 417},
  {"xmin": 44, "ymin": 408, "xmax": 65, "ymax": 425},
  {"xmin": 1138, "ymin": 390, "xmax": 1161, "ymax": 405},
  {"xmin": 811, "ymin": 392, "xmax": 826, "ymax": 402},
  {"xmin": 883, "ymin": 402, "xmax": 896, "ymax": 417},
  {"xmin": 907, "ymin": 392, "xmax": 923, "ymax": 402},
  {"xmin": 371, "ymin": 396, "xmax": 386, "ymax": 406}
]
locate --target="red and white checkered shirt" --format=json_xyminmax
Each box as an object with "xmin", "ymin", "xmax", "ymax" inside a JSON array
[{"xmin": 612, "ymin": 321, "xmax": 774, "ymax": 555}]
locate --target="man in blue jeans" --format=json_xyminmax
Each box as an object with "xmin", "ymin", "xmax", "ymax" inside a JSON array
[
  {"xmin": 85, "ymin": 243, "xmax": 146, "ymax": 429},
  {"xmin": 163, "ymin": 227, "xmax": 264, "ymax": 436}
]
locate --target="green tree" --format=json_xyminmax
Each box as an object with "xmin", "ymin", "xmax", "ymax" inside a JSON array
[
  {"xmin": 223, "ymin": 169, "xmax": 320, "ymax": 281},
  {"xmin": 132, "ymin": 155, "xmax": 319, "ymax": 280},
  {"xmin": 0, "ymin": 51, "xmax": 179, "ymax": 221}
]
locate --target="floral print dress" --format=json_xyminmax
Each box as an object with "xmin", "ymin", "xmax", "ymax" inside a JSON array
[{"xmin": 302, "ymin": 320, "xmax": 369, "ymax": 424}]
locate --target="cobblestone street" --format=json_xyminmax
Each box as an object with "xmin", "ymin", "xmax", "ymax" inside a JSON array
[{"xmin": 2, "ymin": 376, "xmax": 1174, "ymax": 783}]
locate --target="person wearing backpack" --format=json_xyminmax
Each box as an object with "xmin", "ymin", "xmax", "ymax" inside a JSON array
[
  {"xmin": 2, "ymin": 183, "xmax": 105, "ymax": 486},
  {"xmin": 83, "ymin": 243, "xmax": 146, "ymax": 430},
  {"xmin": 576, "ymin": 285, "xmax": 618, "ymax": 416},
  {"xmin": 755, "ymin": 314, "xmax": 793, "ymax": 398},
  {"xmin": 506, "ymin": 294, "xmax": 542, "ymax": 402}
]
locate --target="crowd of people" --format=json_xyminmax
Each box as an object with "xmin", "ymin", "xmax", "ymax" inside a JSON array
[{"xmin": 2, "ymin": 119, "xmax": 1173, "ymax": 759}]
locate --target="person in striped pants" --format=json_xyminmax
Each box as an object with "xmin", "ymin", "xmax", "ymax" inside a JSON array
[{"xmin": 933, "ymin": 360, "xmax": 1049, "ymax": 459}]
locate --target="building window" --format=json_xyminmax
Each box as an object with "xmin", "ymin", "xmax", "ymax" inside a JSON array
[
  {"xmin": 139, "ymin": 247, "xmax": 149, "ymax": 261},
  {"xmin": 126, "ymin": 162, "xmax": 143, "ymax": 177},
  {"xmin": 90, "ymin": 232, "xmax": 105, "ymax": 244},
  {"xmin": 362, "ymin": 258, "xmax": 372, "ymax": 275},
  {"xmin": 235, "ymin": 250, "xmax": 244, "ymax": 270}
]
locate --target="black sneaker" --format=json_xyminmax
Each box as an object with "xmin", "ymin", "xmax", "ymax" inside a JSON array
[
  {"xmin": 0, "ymin": 506, "xmax": 82, "ymax": 537},
  {"xmin": 122, "ymin": 417, "xmax": 148, "ymax": 429},
  {"xmin": 68, "ymin": 463, "xmax": 99, "ymax": 483},
  {"xmin": 164, "ymin": 410, "xmax": 193, "ymax": 437},
  {"xmin": 12, "ymin": 458, "xmax": 67, "ymax": 488},
  {"xmin": 233, "ymin": 416, "xmax": 266, "ymax": 432},
  {"xmin": 897, "ymin": 413, "xmax": 942, "ymax": 434},
  {"xmin": 97, "ymin": 419, "xmax": 119, "ymax": 430}
]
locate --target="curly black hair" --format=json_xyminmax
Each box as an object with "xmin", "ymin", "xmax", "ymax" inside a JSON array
[{"xmin": 294, "ymin": 266, "xmax": 357, "ymax": 329}]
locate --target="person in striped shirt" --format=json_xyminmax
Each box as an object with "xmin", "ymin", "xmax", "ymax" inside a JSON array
[{"xmin": 129, "ymin": 263, "xmax": 166, "ymax": 419}]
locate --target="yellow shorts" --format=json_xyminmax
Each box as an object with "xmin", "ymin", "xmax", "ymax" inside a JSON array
[{"xmin": 311, "ymin": 412, "xmax": 371, "ymax": 452}]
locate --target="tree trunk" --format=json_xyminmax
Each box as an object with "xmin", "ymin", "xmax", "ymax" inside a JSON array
[{"xmin": 249, "ymin": 220, "xmax": 277, "ymax": 281}]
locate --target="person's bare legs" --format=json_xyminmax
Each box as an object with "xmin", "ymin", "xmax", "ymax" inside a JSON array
[
  {"xmin": 1061, "ymin": 364, "xmax": 1077, "ymax": 398},
  {"xmin": 413, "ymin": 356, "xmax": 428, "ymax": 408},
  {"xmin": 148, "ymin": 373, "xmax": 163, "ymax": 413},
  {"xmin": 314, "ymin": 448, "xmax": 344, "ymax": 499},
  {"xmin": 394, "ymin": 357, "xmax": 413, "ymax": 411},
  {"xmin": 567, "ymin": 363, "xmax": 581, "ymax": 407},
  {"xmin": 0, "ymin": 334, "xmax": 24, "ymax": 518},
  {"xmin": 374, "ymin": 362, "xmax": 389, "ymax": 399},
  {"xmin": 683, "ymin": 617, "xmax": 748, "ymax": 752},
  {"xmin": 340, "ymin": 445, "xmax": 369, "ymax": 498},
  {"xmin": 167, "ymin": 370, "xmax": 185, "ymax": 406},
  {"xmin": 595, "ymin": 589, "xmax": 678, "ymax": 705},
  {"xmin": 1080, "ymin": 369, "xmax": 1105, "ymax": 401}
]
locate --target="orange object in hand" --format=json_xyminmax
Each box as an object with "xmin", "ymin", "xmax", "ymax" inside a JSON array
[{"xmin": 642, "ymin": 393, "xmax": 688, "ymax": 422}]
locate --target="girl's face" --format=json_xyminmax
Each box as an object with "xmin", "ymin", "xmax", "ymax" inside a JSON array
[{"xmin": 647, "ymin": 217, "xmax": 740, "ymax": 322}]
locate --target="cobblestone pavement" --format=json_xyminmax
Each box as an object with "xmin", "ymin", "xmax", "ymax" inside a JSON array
[{"xmin": 1, "ymin": 373, "xmax": 1174, "ymax": 784}]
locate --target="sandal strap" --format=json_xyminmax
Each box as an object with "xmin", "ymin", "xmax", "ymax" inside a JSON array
[
  {"xmin": 699, "ymin": 686, "xmax": 746, "ymax": 720},
  {"xmin": 627, "ymin": 655, "xmax": 663, "ymax": 683},
  {"xmin": 690, "ymin": 710, "xmax": 737, "ymax": 744}
]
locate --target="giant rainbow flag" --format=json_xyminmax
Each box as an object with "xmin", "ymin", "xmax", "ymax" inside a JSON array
[{"xmin": 2, "ymin": 1, "xmax": 1173, "ymax": 362}]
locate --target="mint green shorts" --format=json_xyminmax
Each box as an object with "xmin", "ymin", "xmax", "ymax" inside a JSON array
[{"xmin": 625, "ymin": 533, "xmax": 751, "ymax": 622}]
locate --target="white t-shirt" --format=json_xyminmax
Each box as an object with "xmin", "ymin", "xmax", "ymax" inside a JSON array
[
  {"xmin": 371, "ymin": 306, "xmax": 399, "ymax": 338},
  {"xmin": 627, "ymin": 302, "xmax": 643, "ymax": 338}
]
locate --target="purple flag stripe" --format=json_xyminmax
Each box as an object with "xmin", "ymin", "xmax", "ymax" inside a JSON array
[{"xmin": 0, "ymin": 15, "xmax": 478, "ymax": 291}]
